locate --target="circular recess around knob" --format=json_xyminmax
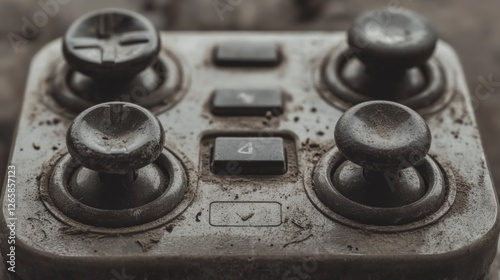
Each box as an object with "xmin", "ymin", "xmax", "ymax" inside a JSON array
[
  {"xmin": 52, "ymin": 8, "xmax": 183, "ymax": 115},
  {"xmin": 46, "ymin": 102, "xmax": 188, "ymax": 228},
  {"xmin": 321, "ymin": 8, "xmax": 446, "ymax": 109},
  {"xmin": 63, "ymin": 8, "xmax": 160, "ymax": 81},
  {"xmin": 312, "ymin": 101, "xmax": 446, "ymax": 225}
]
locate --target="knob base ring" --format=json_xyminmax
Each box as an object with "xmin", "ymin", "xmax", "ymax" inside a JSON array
[
  {"xmin": 309, "ymin": 147, "xmax": 455, "ymax": 230},
  {"xmin": 44, "ymin": 148, "xmax": 187, "ymax": 228},
  {"xmin": 50, "ymin": 50, "xmax": 182, "ymax": 115},
  {"xmin": 320, "ymin": 44, "xmax": 446, "ymax": 110}
]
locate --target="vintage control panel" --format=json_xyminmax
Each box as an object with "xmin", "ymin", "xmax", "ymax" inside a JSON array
[{"xmin": 1, "ymin": 8, "xmax": 498, "ymax": 280}]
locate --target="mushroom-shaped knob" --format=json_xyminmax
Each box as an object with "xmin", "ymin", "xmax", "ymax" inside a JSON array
[
  {"xmin": 63, "ymin": 8, "xmax": 160, "ymax": 81},
  {"xmin": 67, "ymin": 102, "xmax": 165, "ymax": 175},
  {"xmin": 333, "ymin": 101, "xmax": 431, "ymax": 207},
  {"xmin": 347, "ymin": 8, "xmax": 437, "ymax": 72},
  {"xmin": 335, "ymin": 100, "xmax": 431, "ymax": 172}
]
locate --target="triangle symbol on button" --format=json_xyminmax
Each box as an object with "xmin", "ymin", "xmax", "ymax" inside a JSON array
[{"xmin": 238, "ymin": 142, "xmax": 254, "ymax": 155}]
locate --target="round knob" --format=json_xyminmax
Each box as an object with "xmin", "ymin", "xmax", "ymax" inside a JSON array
[
  {"xmin": 63, "ymin": 8, "xmax": 160, "ymax": 81},
  {"xmin": 334, "ymin": 101, "xmax": 431, "ymax": 172},
  {"xmin": 67, "ymin": 102, "xmax": 165, "ymax": 174},
  {"xmin": 347, "ymin": 8, "xmax": 437, "ymax": 71}
]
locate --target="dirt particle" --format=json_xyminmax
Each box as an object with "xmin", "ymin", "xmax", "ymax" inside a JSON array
[
  {"xmin": 294, "ymin": 116, "xmax": 300, "ymax": 122},
  {"xmin": 292, "ymin": 220, "xmax": 305, "ymax": 230},
  {"xmin": 33, "ymin": 143, "xmax": 40, "ymax": 150},
  {"xmin": 195, "ymin": 212, "xmax": 202, "ymax": 222},
  {"xmin": 135, "ymin": 238, "xmax": 160, "ymax": 252},
  {"xmin": 316, "ymin": 131, "xmax": 324, "ymax": 136},
  {"xmin": 239, "ymin": 213, "xmax": 254, "ymax": 221},
  {"xmin": 283, "ymin": 234, "xmax": 313, "ymax": 248},
  {"xmin": 309, "ymin": 142, "xmax": 320, "ymax": 148},
  {"xmin": 311, "ymin": 107, "xmax": 317, "ymax": 113},
  {"xmin": 302, "ymin": 138, "xmax": 310, "ymax": 147},
  {"xmin": 165, "ymin": 224, "xmax": 174, "ymax": 233}
]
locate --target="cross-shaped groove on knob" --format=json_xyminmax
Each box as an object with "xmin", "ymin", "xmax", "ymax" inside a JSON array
[{"xmin": 62, "ymin": 8, "xmax": 160, "ymax": 80}]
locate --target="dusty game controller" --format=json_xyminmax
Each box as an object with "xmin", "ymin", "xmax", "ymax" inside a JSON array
[{"xmin": 1, "ymin": 7, "xmax": 498, "ymax": 280}]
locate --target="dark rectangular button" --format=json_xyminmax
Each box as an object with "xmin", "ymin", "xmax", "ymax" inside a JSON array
[
  {"xmin": 214, "ymin": 42, "xmax": 281, "ymax": 67},
  {"xmin": 211, "ymin": 89, "xmax": 283, "ymax": 116},
  {"xmin": 211, "ymin": 137, "xmax": 287, "ymax": 175}
]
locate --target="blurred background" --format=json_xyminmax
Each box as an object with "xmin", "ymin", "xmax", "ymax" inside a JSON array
[{"xmin": 0, "ymin": 0, "xmax": 499, "ymax": 278}]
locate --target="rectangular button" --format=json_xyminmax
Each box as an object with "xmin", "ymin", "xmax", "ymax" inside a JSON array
[
  {"xmin": 210, "ymin": 202, "xmax": 282, "ymax": 227},
  {"xmin": 214, "ymin": 42, "xmax": 281, "ymax": 67},
  {"xmin": 211, "ymin": 89, "xmax": 283, "ymax": 116},
  {"xmin": 211, "ymin": 137, "xmax": 287, "ymax": 175}
]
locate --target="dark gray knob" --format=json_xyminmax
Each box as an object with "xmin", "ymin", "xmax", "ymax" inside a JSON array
[
  {"xmin": 67, "ymin": 102, "xmax": 164, "ymax": 175},
  {"xmin": 347, "ymin": 8, "xmax": 437, "ymax": 72},
  {"xmin": 334, "ymin": 101, "xmax": 431, "ymax": 172},
  {"xmin": 63, "ymin": 8, "xmax": 160, "ymax": 80}
]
